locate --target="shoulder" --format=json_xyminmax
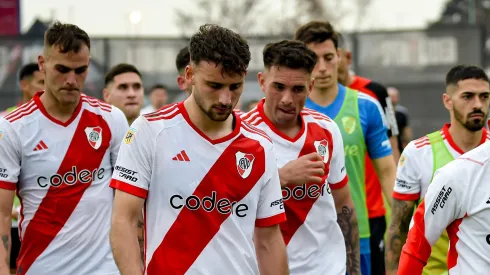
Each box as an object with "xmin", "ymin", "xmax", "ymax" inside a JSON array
[
  {"xmin": 404, "ymin": 135, "xmax": 433, "ymax": 155},
  {"xmin": 455, "ymin": 142, "xmax": 490, "ymax": 168},
  {"xmin": 364, "ymin": 80, "xmax": 389, "ymax": 98},
  {"xmin": 240, "ymin": 120, "xmax": 273, "ymax": 148},
  {"xmin": 132, "ymin": 103, "xmax": 183, "ymax": 134},
  {"xmin": 81, "ymin": 94, "xmax": 112, "ymax": 113},
  {"xmin": 301, "ymin": 108, "xmax": 337, "ymax": 130},
  {"xmin": 2, "ymin": 100, "xmax": 39, "ymax": 125},
  {"xmin": 357, "ymin": 92, "xmax": 383, "ymax": 110},
  {"xmin": 240, "ymin": 107, "xmax": 262, "ymax": 126}
]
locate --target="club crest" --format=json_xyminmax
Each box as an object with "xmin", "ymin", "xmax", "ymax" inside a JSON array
[
  {"xmin": 236, "ymin": 151, "xmax": 255, "ymax": 179},
  {"xmin": 84, "ymin": 127, "xmax": 102, "ymax": 150},
  {"xmin": 314, "ymin": 139, "xmax": 330, "ymax": 163}
]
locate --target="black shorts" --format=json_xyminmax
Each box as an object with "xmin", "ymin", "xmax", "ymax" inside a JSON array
[
  {"xmin": 10, "ymin": 227, "xmax": 20, "ymax": 269},
  {"xmin": 369, "ymin": 216, "xmax": 386, "ymax": 275}
]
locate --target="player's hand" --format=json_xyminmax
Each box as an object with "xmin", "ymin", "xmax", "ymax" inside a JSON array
[{"xmin": 278, "ymin": 152, "xmax": 325, "ymax": 187}]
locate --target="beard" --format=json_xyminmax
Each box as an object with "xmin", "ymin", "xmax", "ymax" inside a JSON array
[
  {"xmin": 193, "ymin": 86, "xmax": 233, "ymax": 122},
  {"xmin": 454, "ymin": 107, "xmax": 487, "ymax": 132}
]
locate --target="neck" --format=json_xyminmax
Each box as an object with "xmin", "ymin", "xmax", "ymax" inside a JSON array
[
  {"xmin": 184, "ymin": 96, "xmax": 234, "ymax": 140},
  {"xmin": 22, "ymin": 92, "xmax": 31, "ymax": 104},
  {"xmin": 448, "ymin": 122, "xmax": 483, "ymax": 152},
  {"xmin": 127, "ymin": 117, "xmax": 136, "ymax": 126},
  {"xmin": 345, "ymin": 72, "xmax": 355, "ymax": 87},
  {"xmin": 40, "ymin": 90, "xmax": 79, "ymax": 123},
  {"xmin": 263, "ymin": 102, "xmax": 301, "ymax": 138},
  {"xmin": 308, "ymin": 83, "xmax": 339, "ymax": 107}
]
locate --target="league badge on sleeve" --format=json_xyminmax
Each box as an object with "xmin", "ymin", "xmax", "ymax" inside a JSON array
[
  {"xmin": 314, "ymin": 139, "xmax": 329, "ymax": 163},
  {"xmin": 0, "ymin": 130, "xmax": 3, "ymax": 142},
  {"xmin": 85, "ymin": 126, "xmax": 103, "ymax": 150},
  {"xmin": 236, "ymin": 151, "xmax": 255, "ymax": 179},
  {"xmin": 124, "ymin": 127, "xmax": 137, "ymax": 145}
]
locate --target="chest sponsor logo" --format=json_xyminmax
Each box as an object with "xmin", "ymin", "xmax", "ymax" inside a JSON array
[
  {"xmin": 36, "ymin": 166, "xmax": 105, "ymax": 188},
  {"xmin": 170, "ymin": 191, "xmax": 249, "ymax": 217},
  {"xmin": 344, "ymin": 144, "xmax": 360, "ymax": 156},
  {"xmin": 431, "ymin": 185, "xmax": 452, "ymax": 215},
  {"xmin": 84, "ymin": 126, "xmax": 103, "ymax": 150},
  {"xmin": 282, "ymin": 182, "xmax": 331, "ymax": 201},
  {"xmin": 314, "ymin": 139, "xmax": 330, "ymax": 163},
  {"xmin": 341, "ymin": 116, "xmax": 356, "ymax": 135},
  {"xmin": 236, "ymin": 151, "xmax": 255, "ymax": 179},
  {"xmin": 124, "ymin": 127, "xmax": 137, "ymax": 145}
]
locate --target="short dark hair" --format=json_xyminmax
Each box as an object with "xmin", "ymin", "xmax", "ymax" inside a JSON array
[
  {"xmin": 263, "ymin": 40, "xmax": 317, "ymax": 74},
  {"xmin": 44, "ymin": 21, "xmax": 90, "ymax": 53},
  {"xmin": 446, "ymin": 65, "xmax": 489, "ymax": 86},
  {"xmin": 294, "ymin": 21, "xmax": 339, "ymax": 49},
  {"xmin": 150, "ymin": 84, "xmax": 167, "ymax": 93},
  {"xmin": 105, "ymin": 63, "xmax": 142, "ymax": 86},
  {"xmin": 176, "ymin": 46, "xmax": 190, "ymax": 73},
  {"xmin": 189, "ymin": 24, "xmax": 251, "ymax": 75},
  {"xmin": 19, "ymin": 63, "xmax": 40, "ymax": 81}
]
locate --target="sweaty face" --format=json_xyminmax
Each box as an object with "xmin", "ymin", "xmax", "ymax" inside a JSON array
[
  {"xmin": 187, "ymin": 61, "xmax": 245, "ymax": 122},
  {"xmin": 259, "ymin": 66, "xmax": 313, "ymax": 128},
  {"xmin": 23, "ymin": 71, "xmax": 45, "ymax": 100},
  {"xmin": 38, "ymin": 45, "xmax": 90, "ymax": 105},
  {"xmin": 150, "ymin": 88, "xmax": 168, "ymax": 110},
  {"xmin": 105, "ymin": 72, "xmax": 144, "ymax": 121},
  {"xmin": 307, "ymin": 40, "xmax": 339, "ymax": 90},
  {"xmin": 449, "ymin": 78, "xmax": 490, "ymax": 132}
]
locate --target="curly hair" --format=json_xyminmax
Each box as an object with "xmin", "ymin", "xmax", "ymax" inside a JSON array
[
  {"xmin": 189, "ymin": 24, "xmax": 251, "ymax": 75},
  {"xmin": 44, "ymin": 20, "xmax": 90, "ymax": 53},
  {"xmin": 263, "ymin": 40, "xmax": 317, "ymax": 74},
  {"xmin": 294, "ymin": 21, "xmax": 339, "ymax": 49}
]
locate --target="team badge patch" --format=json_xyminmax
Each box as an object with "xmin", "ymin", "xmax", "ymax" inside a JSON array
[
  {"xmin": 84, "ymin": 127, "xmax": 103, "ymax": 150},
  {"xmin": 399, "ymin": 154, "xmax": 406, "ymax": 167},
  {"xmin": 124, "ymin": 127, "xmax": 137, "ymax": 145},
  {"xmin": 314, "ymin": 139, "xmax": 329, "ymax": 163},
  {"xmin": 236, "ymin": 152, "xmax": 255, "ymax": 179},
  {"xmin": 341, "ymin": 116, "xmax": 357, "ymax": 135},
  {"xmin": 0, "ymin": 130, "xmax": 3, "ymax": 142}
]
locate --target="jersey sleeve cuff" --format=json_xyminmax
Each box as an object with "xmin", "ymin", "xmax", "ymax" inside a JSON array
[
  {"xmin": 329, "ymin": 175, "xmax": 349, "ymax": 190},
  {"xmin": 398, "ymin": 250, "xmax": 426, "ymax": 275},
  {"xmin": 393, "ymin": 191, "xmax": 420, "ymax": 201},
  {"xmin": 0, "ymin": 181, "xmax": 16, "ymax": 191},
  {"xmin": 110, "ymin": 179, "xmax": 148, "ymax": 199},
  {"xmin": 255, "ymin": 212, "xmax": 287, "ymax": 227}
]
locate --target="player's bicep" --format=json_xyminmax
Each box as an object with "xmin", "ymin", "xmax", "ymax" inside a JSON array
[
  {"xmin": 112, "ymin": 189, "xmax": 145, "ymax": 224},
  {"xmin": 364, "ymin": 100, "xmax": 392, "ymax": 159},
  {"xmin": 110, "ymin": 116, "xmax": 152, "ymax": 199},
  {"xmin": 0, "ymin": 121, "xmax": 21, "ymax": 190},
  {"xmin": 393, "ymin": 143, "xmax": 422, "ymax": 200},
  {"xmin": 256, "ymin": 148, "xmax": 286, "ymax": 227}
]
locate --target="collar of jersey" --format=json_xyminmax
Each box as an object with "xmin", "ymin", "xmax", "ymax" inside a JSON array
[
  {"xmin": 442, "ymin": 123, "xmax": 488, "ymax": 155},
  {"xmin": 34, "ymin": 91, "xmax": 83, "ymax": 127}
]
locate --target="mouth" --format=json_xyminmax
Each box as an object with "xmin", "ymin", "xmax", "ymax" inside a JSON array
[
  {"xmin": 125, "ymin": 103, "xmax": 139, "ymax": 107},
  {"xmin": 470, "ymin": 113, "xmax": 484, "ymax": 118},
  {"xmin": 279, "ymin": 108, "xmax": 295, "ymax": 115},
  {"xmin": 213, "ymin": 106, "xmax": 231, "ymax": 113}
]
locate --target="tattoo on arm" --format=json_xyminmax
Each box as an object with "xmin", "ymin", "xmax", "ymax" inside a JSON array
[
  {"xmin": 2, "ymin": 234, "xmax": 9, "ymax": 265},
  {"xmin": 386, "ymin": 199, "xmax": 415, "ymax": 270},
  {"xmin": 337, "ymin": 206, "xmax": 360, "ymax": 275},
  {"xmin": 137, "ymin": 216, "xmax": 145, "ymax": 264}
]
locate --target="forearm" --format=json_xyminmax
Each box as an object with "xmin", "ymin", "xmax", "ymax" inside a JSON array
[
  {"xmin": 137, "ymin": 211, "xmax": 145, "ymax": 264},
  {"xmin": 374, "ymin": 157, "xmax": 396, "ymax": 208},
  {"xmin": 389, "ymin": 136, "xmax": 400, "ymax": 162},
  {"xmin": 385, "ymin": 199, "xmax": 414, "ymax": 274},
  {"xmin": 0, "ymin": 215, "xmax": 11, "ymax": 274},
  {"xmin": 255, "ymin": 228, "xmax": 289, "ymax": 275},
  {"xmin": 336, "ymin": 204, "xmax": 360, "ymax": 275},
  {"xmin": 110, "ymin": 219, "xmax": 143, "ymax": 275}
]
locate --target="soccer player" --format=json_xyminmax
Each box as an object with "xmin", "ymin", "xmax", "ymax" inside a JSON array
[
  {"xmin": 385, "ymin": 65, "xmax": 490, "ymax": 275},
  {"xmin": 397, "ymin": 126, "xmax": 490, "ymax": 274},
  {"xmin": 295, "ymin": 21, "xmax": 396, "ymax": 275},
  {"xmin": 242, "ymin": 40, "xmax": 360, "ymax": 275},
  {"xmin": 0, "ymin": 63, "xmax": 44, "ymax": 117},
  {"xmin": 141, "ymin": 84, "xmax": 168, "ymax": 114},
  {"xmin": 103, "ymin": 63, "xmax": 144, "ymax": 125},
  {"xmin": 176, "ymin": 46, "xmax": 192, "ymax": 97},
  {"xmin": 0, "ymin": 21, "xmax": 128, "ymax": 275},
  {"xmin": 387, "ymin": 87, "xmax": 413, "ymax": 154},
  {"xmin": 336, "ymin": 31, "xmax": 399, "ymax": 275},
  {"xmin": 109, "ymin": 24, "xmax": 288, "ymax": 275}
]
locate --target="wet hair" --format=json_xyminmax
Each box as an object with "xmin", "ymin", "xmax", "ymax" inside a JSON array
[
  {"xmin": 262, "ymin": 40, "xmax": 317, "ymax": 74},
  {"xmin": 294, "ymin": 21, "xmax": 339, "ymax": 49},
  {"xmin": 176, "ymin": 46, "xmax": 190, "ymax": 73},
  {"xmin": 446, "ymin": 65, "xmax": 489, "ymax": 86},
  {"xmin": 189, "ymin": 24, "xmax": 251, "ymax": 75},
  {"xmin": 44, "ymin": 20, "xmax": 90, "ymax": 53},
  {"xmin": 19, "ymin": 63, "xmax": 40, "ymax": 81},
  {"xmin": 105, "ymin": 63, "xmax": 142, "ymax": 86}
]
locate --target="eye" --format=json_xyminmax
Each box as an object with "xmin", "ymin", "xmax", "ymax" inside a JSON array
[
  {"xmin": 56, "ymin": 67, "xmax": 70, "ymax": 74},
  {"xmin": 230, "ymin": 83, "xmax": 242, "ymax": 91},
  {"xmin": 209, "ymin": 83, "xmax": 222, "ymax": 89},
  {"xmin": 74, "ymin": 67, "xmax": 87, "ymax": 74}
]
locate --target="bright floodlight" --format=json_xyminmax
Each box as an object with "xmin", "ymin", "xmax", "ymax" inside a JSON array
[{"xmin": 129, "ymin": 11, "xmax": 142, "ymax": 25}]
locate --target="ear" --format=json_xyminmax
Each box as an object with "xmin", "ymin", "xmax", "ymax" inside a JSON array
[
  {"xmin": 177, "ymin": 75, "xmax": 187, "ymax": 91},
  {"xmin": 38, "ymin": 55, "xmax": 45, "ymax": 73},
  {"xmin": 442, "ymin": 93, "xmax": 452, "ymax": 111},
  {"xmin": 103, "ymin": 88, "xmax": 110, "ymax": 103},
  {"xmin": 185, "ymin": 64, "xmax": 194, "ymax": 86},
  {"xmin": 345, "ymin": 51, "xmax": 352, "ymax": 66},
  {"xmin": 336, "ymin": 49, "xmax": 341, "ymax": 63},
  {"xmin": 308, "ymin": 78, "xmax": 315, "ymax": 96},
  {"xmin": 257, "ymin": 72, "xmax": 266, "ymax": 94}
]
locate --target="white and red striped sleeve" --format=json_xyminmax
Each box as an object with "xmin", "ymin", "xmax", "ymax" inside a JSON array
[
  {"xmin": 255, "ymin": 146, "xmax": 287, "ymax": 227},
  {"xmin": 327, "ymin": 120, "xmax": 348, "ymax": 189},
  {"xmin": 0, "ymin": 119, "xmax": 21, "ymax": 190},
  {"xmin": 393, "ymin": 141, "xmax": 422, "ymax": 201},
  {"xmin": 398, "ymin": 163, "xmax": 466, "ymax": 275},
  {"xmin": 110, "ymin": 116, "xmax": 153, "ymax": 199}
]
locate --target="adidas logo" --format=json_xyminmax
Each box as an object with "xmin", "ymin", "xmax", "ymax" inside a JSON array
[
  {"xmin": 172, "ymin": 150, "xmax": 190, "ymax": 162},
  {"xmin": 486, "ymin": 197, "xmax": 490, "ymax": 204},
  {"xmin": 33, "ymin": 140, "xmax": 48, "ymax": 151}
]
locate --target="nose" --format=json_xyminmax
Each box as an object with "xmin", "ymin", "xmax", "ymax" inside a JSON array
[
  {"xmin": 127, "ymin": 88, "xmax": 138, "ymax": 98},
  {"xmin": 473, "ymin": 96, "xmax": 484, "ymax": 110},
  {"xmin": 218, "ymin": 89, "xmax": 232, "ymax": 106},
  {"xmin": 65, "ymin": 71, "xmax": 77, "ymax": 86},
  {"xmin": 317, "ymin": 58, "xmax": 327, "ymax": 73},
  {"xmin": 281, "ymin": 90, "xmax": 293, "ymax": 106}
]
